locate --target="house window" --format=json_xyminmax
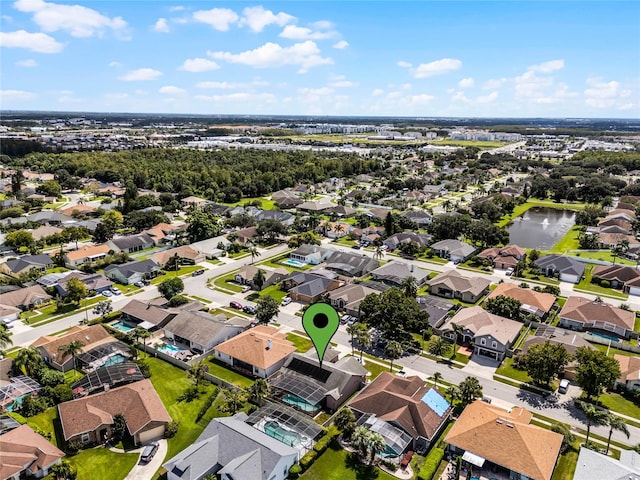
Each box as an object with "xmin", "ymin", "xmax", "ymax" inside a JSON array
[
  {"xmin": 480, "ymin": 339, "xmax": 486, "ymax": 346},
  {"xmin": 81, "ymin": 433, "xmax": 90, "ymax": 444},
  {"xmin": 492, "ymin": 341, "xmax": 497, "ymax": 349}
]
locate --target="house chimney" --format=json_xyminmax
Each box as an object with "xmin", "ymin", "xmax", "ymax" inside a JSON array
[{"xmin": 266, "ymin": 339, "xmax": 273, "ymax": 350}]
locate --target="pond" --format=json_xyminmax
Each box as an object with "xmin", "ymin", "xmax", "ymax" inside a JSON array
[{"xmin": 507, "ymin": 207, "xmax": 576, "ymax": 250}]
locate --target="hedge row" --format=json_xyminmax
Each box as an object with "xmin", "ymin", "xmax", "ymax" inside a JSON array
[
  {"xmin": 289, "ymin": 426, "xmax": 340, "ymax": 478},
  {"xmin": 418, "ymin": 447, "xmax": 444, "ymax": 480},
  {"xmin": 196, "ymin": 387, "xmax": 219, "ymax": 423}
]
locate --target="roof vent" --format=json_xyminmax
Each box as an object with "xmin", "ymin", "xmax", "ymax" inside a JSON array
[
  {"xmin": 506, "ymin": 422, "xmax": 514, "ymax": 428},
  {"xmin": 496, "ymin": 419, "xmax": 503, "ymax": 425},
  {"xmin": 266, "ymin": 339, "xmax": 273, "ymax": 350}
]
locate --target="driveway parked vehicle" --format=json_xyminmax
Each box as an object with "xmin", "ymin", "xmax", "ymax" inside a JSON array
[
  {"xmin": 230, "ymin": 301, "xmax": 243, "ymax": 310},
  {"xmin": 140, "ymin": 442, "xmax": 159, "ymax": 464}
]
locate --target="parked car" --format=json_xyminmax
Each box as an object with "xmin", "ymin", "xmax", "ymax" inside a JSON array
[
  {"xmin": 351, "ymin": 244, "xmax": 361, "ymax": 250},
  {"xmin": 281, "ymin": 297, "xmax": 292, "ymax": 306},
  {"xmin": 134, "ymin": 281, "xmax": 145, "ymax": 288},
  {"xmin": 243, "ymin": 305, "xmax": 256, "ymax": 314},
  {"xmin": 102, "ymin": 290, "xmax": 113, "ymax": 297},
  {"xmin": 229, "ymin": 301, "xmax": 243, "ymax": 310},
  {"xmin": 110, "ymin": 287, "xmax": 122, "ymax": 295},
  {"xmin": 505, "ymin": 267, "xmax": 515, "ymax": 276},
  {"xmin": 140, "ymin": 442, "xmax": 159, "ymax": 464},
  {"xmin": 558, "ymin": 379, "xmax": 570, "ymax": 394},
  {"xmin": 191, "ymin": 269, "xmax": 205, "ymax": 277},
  {"xmin": 241, "ymin": 285, "xmax": 251, "ymax": 293}
]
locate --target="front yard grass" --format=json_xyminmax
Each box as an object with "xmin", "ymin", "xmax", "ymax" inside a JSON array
[
  {"xmin": 547, "ymin": 225, "xmax": 582, "ymax": 254},
  {"xmin": 259, "ymin": 284, "xmax": 288, "ymax": 302},
  {"xmin": 150, "ymin": 265, "xmax": 201, "ymax": 284},
  {"xmin": 286, "ymin": 332, "xmax": 313, "ymax": 353},
  {"xmin": 68, "ymin": 447, "xmax": 139, "ymax": 480},
  {"xmin": 207, "ymin": 359, "xmax": 255, "ymax": 389},
  {"xmin": 571, "ymin": 250, "xmax": 636, "ymax": 266},
  {"xmin": 551, "ymin": 443, "xmax": 579, "ymax": 480},
  {"xmin": 495, "ymin": 357, "xmax": 532, "ymax": 383},
  {"xmin": 597, "ymin": 392, "xmax": 640, "ymax": 420},
  {"xmin": 213, "ymin": 272, "xmax": 243, "ymax": 293},
  {"xmin": 301, "ymin": 442, "xmax": 397, "ymax": 480}
]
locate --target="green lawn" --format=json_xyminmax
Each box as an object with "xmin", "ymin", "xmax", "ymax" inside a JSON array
[
  {"xmin": 301, "ymin": 442, "xmax": 397, "ymax": 480},
  {"xmin": 146, "ymin": 357, "xmax": 219, "ymax": 460},
  {"xmin": 286, "ymin": 332, "xmax": 313, "ymax": 353},
  {"xmin": 571, "ymin": 250, "xmax": 636, "ymax": 266},
  {"xmin": 574, "ymin": 264, "xmax": 629, "ymax": 299},
  {"xmin": 213, "ymin": 272, "xmax": 243, "ymax": 292},
  {"xmin": 547, "ymin": 226, "xmax": 582, "ymax": 254},
  {"xmin": 67, "ymin": 447, "xmax": 139, "ymax": 480},
  {"xmin": 598, "ymin": 392, "xmax": 640, "ymax": 419},
  {"xmin": 259, "ymin": 284, "xmax": 288, "ymax": 302},
  {"xmin": 222, "ymin": 196, "xmax": 276, "ymax": 211},
  {"xmin": 551, "ymin": 444, "xmax": 579, "ymax": 480},
  {"xmin": 495, "ymin": 357, "xmax": 532, "ymax": 383},
  {"xmin": 26, "ymin": 408, "xmax": 58, "ymax": 446},
  {"xmin": 207, "ymin": 359, "xmax": 255, "ymax": 388},
  {"xmin": 150, "ymin": 265, "xmax": 201, "ymax": 284},
  {"xmin": 22, "ymin": 296, "xmax": 105, "ymax": 325},
  {"xmin": 593, "ymin": 343, "xmax": 639, "ymax": 357}
]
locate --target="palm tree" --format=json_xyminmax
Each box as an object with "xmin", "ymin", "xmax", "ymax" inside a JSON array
[
  {"xmin": 428, "ymin": 336, "xmax": 453, "ymax": 358},
  {"xmin": 373, "ymin": 245, "xmax": 385, "ymax": 261},
  {"xmin": 579, "ymin": 401, "xmax": 609, "ymax": 445},
  {"xmin": 368, "ymin": 432, "xmax": 386, "ymax": 465},
  {"xmin": 351, "ymin": 426, "xmax": 371, "ymax": 460},
  {"xmin": 432, "ymin": 372, "xmax": 443, "ymax": 389},
  {"xmin": 134, "ymin": 327, "xmax": 151, "ymax": 359},
  {"xmin": 384, "ymin": 341, "xmax": 403, "ymax": 372},
  {"xmin": 451, "ymin": 323, "xmax": 465, "ymax": 347},
  {"xmin": 333, "ymin": 223, "xmax": 345, "ymax": 237},
  {"xmin": 249, "ymin": 378, "xmax": 270, "ymax": 406},
  {"xmin": 401, "ymin": 275, "xmax": 418, "ymax": 298},
  {"xmin": 248, "ymin": 245, "xmax": 260, "ymax": 264},
  {"xmin": 334, "ymin": 407, "xmax": 356, "ymax": 439},
  {"xmin": 346, "ymin": 323, "xmax": 359, "ymax": 355},
  {"xmin": 58, "ymin": 340, "xmax": 85, "ymax": 378},
  {"xmin": 222, "ymin": 388, "xmax": 247, "ymax": 415},
  {"xmin": 188, "ymin": 361, "xmax": 209, "ymax": 387},
  {"xmin": 14, "ymin": 347, "xmax": 43, "ymax": 377},
  {"xmin": 612, "ymin": 239, "xmax": 629, "ymax": 265},
  {"xmin": 253, "ymin": 268, "xmax": 266, "ymax": 291},
  {"xmin": 353, "ymin": 324, "xmax": 371, "ymax": 362},
  {"xmin": 0, "ymin": 324, "xmax": 13, "ymax": 352},
  {"xmin": 446, "ymin": 385, "xmax": 461, "ymax": 403},
  {"xmin": 606, "ymin": 415, "xmax": 630, "ymax": 455},
  {"xmin": 458, "ymin": 376, "xmax": 483, "ymax": 406}
]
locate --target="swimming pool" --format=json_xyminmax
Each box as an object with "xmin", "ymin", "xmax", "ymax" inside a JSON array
[
  {"xmin": 111, "ymin": 321, "xmax": 134, "ymax": 333},
  {"xmin": 264, "ymin": 420, "xmax": 301, "ymax": 447},
  {"xmin": 157, "ymin": 343, "xmax": 186, "ymax": 357},
  {"xmin": 102, "ymin": 353, "xmax": 128, "ymax": 367},
  {"xmin": 282, "ymin": 394, "xmax": 317, "ymax": 412},
  {"xmin": 283, "ymin": 259, "xmax": 307, "ymax": 268},
  {"xmin": 590, "ymin": 331, "xmax": 621, "ymax": 342}
]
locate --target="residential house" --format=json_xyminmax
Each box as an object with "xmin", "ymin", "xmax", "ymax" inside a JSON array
[
  {"xmin": 534, "ymin": 254, "xmax": 586, "ymax": 284},
  {"xmin": 558, "ymin": 296, "xmax": 635, "ymax": 339},
  {"xmin": 162, "ymin": 413, "xmax": 299, "ymax": 480},
  {"xmin": 445, "ymin": 401, "xmax": 563, "ymax": 480},
  {"xmin": 120, "ymin": 299, "xmax": 177, "ymax": 330},
  {"xmin": 213, "ymin": 325, "xmax": 297, "ymax": 378},
  {"xmin": 370, "ymin": 262, "xmax": 430, "ymax": 287},
  {"xmin": 477, "ymin": 245, "xmax": 526, "ymax": 270},
  {"xmin": 440, "ymin": 306, "xmax": 522, "ymax": 361},
  {"xmin": 234, "ymin": 265, "xmax": 288, "ymax": 291},
  {"xmin": 180, "ymin": 196, "xmax": 210, "ymax": 209},
  {"xmin": 289, "ymin": 244, "xmax": 334, "ymax": 265},
  {"xmin": 349, "ymin": 372, "xmax": 452, "ymax": 456},
  {"xmin": 232, "ymin": 226, "xmax": 259, "ymax": 245},
  {"xmin": 0, "ymin": 285, "xmax": 51, "ymax": 311},
  {"xmin": 106, "ymin": 233, "xmax": 155, "ymax": 254},
  {"xmin": 326, "ymin": 284, "xmax": 379, "ymax": 316},
  {"xmin": 573, "ymin": 446, "xmax": 640, "ymax": 480},
  {"xmin": 416, "ymin": 296, "xmax": 455, "ymax": 329},
  {"xmin": 25, "ymin": 211, "xmax": 74, "ymax": 226},
  {"xmin": 402, "ymin": 210, "xmax": 432, "ymax": 227},
  {"xmin": 328, "ymin": 205, "xmax": 358, "ymax": 218},
  {"xmin": 55, "ymin": 272, "xmax": 113, "ymax": 297},
  {"xmin": 283, "ymin": 272, "xmax": 342, "ymax": 304},
  {"xmin": 383, "ymin": 232, "xmax": 432, "ymax": 251},
  {"xmin": 324, "ymin": 251, "xmax": 379, "ymax": 277},
  {"xmin": 430, "ymin": 239, "xmax": 476, "ymax": 263},
  {"xmin": 163, "ymin": 311, "xmax": 251, "ymax": 354},
  {"xmin": 614, "ymin": 354, "xmax": 640, "ymax": 391},
  {"xmin": 145, "ymin": 222, "xmax": 187, "ymax": 246},
  {"xmin": 364, "ymin": 207, "xmax": 392, "ymax": 221},
  {"xmin": 270, "ymin": 350, "xmax": 367, "ymax": 412},
  {"xmin": 150, "ymin": 245, "xmax": 205, "ymax": 267},
  {"xmin": 485, "ymin": 283, "xmax": 556, "ymax": 318},
  {"xmin": 0, "ymin": 305, "xmax": 21, "ymax": 324},
  {"xmin": 28, "ymin": 225, "xmax": 63, "ymax": 242},
  {"xmin": 190, "ymin": 236, "xmax": 231, "ymax": 259},
  {"xmin": 592, "ymin": 265, "xmax": 640, "ymax": 296},
  {"xmin": 272, "ymin": 190, "xmax": 303, "ymax": 209},
  {"xmin": 318, "ymin": 221, "xmax": 352, "ymax": 239},
  {"xmin": 598, "ymin": 232, "xmax": 639, "ymax": 249},
  {"xmin": 104, "ymin": 259, "xmax": 161, "ymax": 285},
  {"xmin": 296, "ymin": 201, "xmax": 332, "ymax": 212},
  {"xmin": 63, "ymin": 244, "xmax": 111, "ymax": 268},
  {"xmin": 255, "ymin": 209, "xmax": 295, "ymax": 227},
  {"xmin": 426, "ymin": 270, "xmax": 491, "ymax": 304},
  {"xmin": 31, "ymin": 325, "xmax": 127, "ymax": 372},
  {"xmin": 423, "ymin": 184, "xmax": 447, "ymax": 197},
  {"xmin": 58, "ymin": 204, "xmax": 98, "ymax": 217},
  {"xmin": 58, "ymin": 379, "xmax": 171, "ymax": 446},
  {"xmin": 0, "ymin": 254, "xmax": 53, "ymax": 278},
  {"xmin": 0, "ymin": 424, "xmax": 65, "ymax": 480}
]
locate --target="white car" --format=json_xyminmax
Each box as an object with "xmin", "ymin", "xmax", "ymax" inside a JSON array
[
  {"xmin": 281, "ymin": 297, "xmax": 292, "ymax": 306},
  {"xmin": 102, "ymin": 290, "xmax": 113, "ymax": 297}
]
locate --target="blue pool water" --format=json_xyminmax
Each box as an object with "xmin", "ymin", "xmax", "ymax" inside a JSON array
[
  {"xmin": 157, "ymin": 343, "xmax": 185, "ymax": 356},
  {"xmin": 590, "ymin": 331, "xmax": 621, "ymax": 342},
  {"xmin": 103, "ymin": 353, "xmax": 127, "ymax": 367},
  {"xmin": 6, "ymin": 394, "xmax": 27, "ymax": 412},
  {"xmin": 111, "ymin": 321, "xmax": 134, "ymax": 333},
  {"xmin": 282, "ymin": 394, "xmax": 317, "ymax": 412},
  {"xmin": 264, "ymin": 420, "xmax": 301, "ymax": 447},
  {"xmin": 283, "ymin": 259, "xmax": 306, "ymax": 267}
]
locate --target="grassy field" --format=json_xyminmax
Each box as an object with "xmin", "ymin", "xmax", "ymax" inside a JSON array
[
  {"xmin": 551, "ymin": 443, "xmax": 579, "ymax": 480},
  {"xmin": 69, "ymin": 448, "xmax": 139, "ymax": 480},
  {"xmin": 301, "ymin": 442, "xmax": 397, "ymax": 480},
  {"xmin": 222, "ymin": 196, "xmax": 276, "ymax": 210},
  {"xmin": 259, "ymin": 284, "xmax": 288, "ymax": 302},
  {"xmin": 547, "ymin": 226, "xmax": 582, "ymax": 254},
  {"xmin": 597, "ymin": 392, "xmax": 640, "ymax": 419},
  {"xmin": 207, "ymin": 359, "xmax": 255, "ymax": 388},
  {"xmin": 213, "ymin": 272, "xmax": 243, "ymax": 293},
  {"xmin": 286, "ymin": 332, "xmax": 313, "ymax": 353},
  {"xmin": 593, "ymin": 343, "xmax": 639, "ymax": 357},
  {"xmin": 570, "ymin": 250, "xmax": 636, "ymax": 266}
]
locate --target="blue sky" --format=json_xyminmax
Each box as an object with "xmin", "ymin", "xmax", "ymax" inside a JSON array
[{"xmin": 1, "ymin": 1, "xmax": 639, "ymax": 117}]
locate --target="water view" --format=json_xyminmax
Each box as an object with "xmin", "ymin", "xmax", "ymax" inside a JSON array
[{"xmin": 507, "ymin": 207, "xmax": 576, "ymax": 250}]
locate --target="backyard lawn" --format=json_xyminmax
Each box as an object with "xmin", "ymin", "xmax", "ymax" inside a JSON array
[
  {"xmin": 260, "ymin": 284, "xmax": 288, "ymax": 302},
  {"xmin": 301, "ymin": 442, "xmax": 397, "ymax": 480},
  {"xmin": 551, "ymin": 443, "xmax": 579, "ymax": 480},
  {"xmin": 547, "ymin": 226, "xmax": 582, "ymax": 254},
  {"xmin": 207, "ymin": 359, "xmax": 255, "ymax": 389},
  {"xmin": 286, "ymin": 332, "xmax": 313, "ymax": 353}
]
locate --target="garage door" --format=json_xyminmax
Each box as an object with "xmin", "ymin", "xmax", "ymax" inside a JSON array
[{"xmin": 137, "ymin": 425, "xmax": 165, "ymax": 444}]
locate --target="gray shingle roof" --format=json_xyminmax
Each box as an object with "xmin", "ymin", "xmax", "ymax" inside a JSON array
[
  {"xmin": 4, "ymin": 254, "xmax": 53, "ymax": 273},
  {"xmin": 104, "ymin": 259, "xmax": 160, "ymax": 278},
  {"xmin": 535, "ymin": 254, "xmax": 586, "ymax": 277},
  {"xmin": 163, "ymin": 311, "xmax": 250, "ymax": 345},
  {"xmin": 109, "ymin": 233, "xmax": 154, "ymax": 250}
]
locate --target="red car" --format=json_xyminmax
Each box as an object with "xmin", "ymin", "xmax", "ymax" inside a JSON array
[{"xmin": 229, "ymin": 301, "xmax": 243, "ymax": 310}]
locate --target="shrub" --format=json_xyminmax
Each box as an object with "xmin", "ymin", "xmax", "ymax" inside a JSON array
[
  {"xmin": 299, "ymin": 450, "xmax": 317, "ymax": 471},
  {"xmin": 66, "ymin": 439, "xmax": 83, "ymax": 455},
  {"xmin": 418, "ymin": 447, "xmax": 444, "ymax": 480},
  {"xmin": 165, "ymin": 420, "xmax": 179, "ymax": 438},
  {"xmin": 381, "ymin": 458, "xmax": 398, "ymax": 471},
  {"xmin": 196, "ymin": 388, "xmax": 219, "ymax": 423},
  {"xmin": 288, "ymin": 464, "xmax": 302, "ymax": 479},
  {"xmin": 600, "ymin": 280, "xmax": 610, "ymax": 288},
  {"xmin": 178, "ymin": 385, "xmax": 201, "ymax": 402},
  {"xmin": 135, "ymin": 360, "xmax": 151, "ymax": 378}
]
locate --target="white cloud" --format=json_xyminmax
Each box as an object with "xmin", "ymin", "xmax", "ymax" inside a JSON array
[
  {"xmin": 16, "ymin": 58, "xmax": 37, "ymax": 67},
  {"xmin": 279, "ymin": 25, "xmax": 336, "ymax": 40},
  {"xmin": 159, "ymin": 85, "xmax": 186, "ymax": 95},
  {"xmin": 410, "ymin": 94, "xmax": 435, "ymax": 104},
  {"xmin": 14, "ymin": 0, "xmax": 128, "ymax": 38},
  {"xmin": 483, "ymin": 78, "xmax": 507, "ymax": 89},
  {"xmin": 412, "ymin": 58, "xmax": 462, "ymax": 78},
  {"xmin": 239, "ymin": 6, "xmax": 295, "ymax": 32},
  {"xmin": 209, "ymin": 41, "xmax": 332, "ymax": 73},
  {"xmin": 153, "ymin": 18, "xmax": 170, "ymax": 32},
  {"xmin": 584, "ymin": 77, "xmax": 632, "ymax": 108},
  {"xmin": 0, "ymin": 89, "xmax": 34, "ymax": 101},
  {"xmin": 372, "ymin": 88, "xmax": 384, "ymax": 97},
  {"xmin": 298, "ymin": 87, "xmax": 334, "ymax": 96},
  {"xmin": 108, "ymin": 61, "xmax": 122, "ymax": 68},
  {"xmin": 458, "ymin": 77, "xmax": 474, "ymax": 89},
  {"xmin": 397, "ymin": 61, "xmax": 412, "ymax": 68},
  {"xmin": 476, "ymin": 91, "xmax": 498, "ymax": 103},
  {"xmin": 451, "ymin": 91, "xmax": 471, "ymax": 103},
  {"xmin": 178, "ymin": 58, "xmax": 219, "ymax": 72},
  {"xmin": 529, "ymin": 59, "xmax": 565, "ymax": 73},
  {"xmin": 197, "ymin": 81, "xmax": 245, "ymax": 89},
  {"xmin": 0, "ymin": 30, "xmax": 63, "ymax": 53},
  {"xmin": 332, "ymin": 40, "xmax": 348, "ymax": 49},
  {"xmin": 119, "ymin": 68, "xmax": 162, "ymax": 81},
  {"xmin": 135, "ymin": 89, "xmax": 147, "ymax": 95},
  {"xmin": 168, "ymin": 6, "xmax": 185, "ymax": 12},
  {"xmin": 193, "ymin": 8, "xmax": 238, "ymax": 31},
  {"xmin": 515, "ymin": 70, "xmax": 553, "ymax": 98}
]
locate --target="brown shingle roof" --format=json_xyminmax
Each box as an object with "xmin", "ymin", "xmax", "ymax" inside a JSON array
[
  {"xmin": 120, "ymin": 299, "xmax": 175, "ymax": 326},
  {"xmin": 58, "ymin": 379, "xmax": 171, "ymax": 440},
  {"xmin": 0, "ymin": 285, "xmax": 51, "ymax": 308},
  {"xmin": 559, "ymin": 296, "xmax": 635, "ymax": 331},
  {"xmin": 0, "ymin": 424, "xmax": 65, "ymax": 479},
  {"xmin": 592, "ymin": 265, "xmax": 640, "ymax": 287},
  {"xmin": 65, "ymin": 244, "xmax": 111, "ymax": 262},
  {"xmin": 445, "ymin": 401, "xmax": 563, "ymax": 480},
  {"xmin": 214, "ymin": 325, "xmax": 296, "ymax": 370},
  {"xmin": 427, "ymin": 270, "xmax": 491, "ymax": 297},
  {"xmin": 31, "ymin": 325, "xmax": 116, "ymax": 363},
  {"xmin": 486, "ymin": 283, "xmax": 556, "ymax": 314},
  {"xmin": 444, "ymin": 306, "xmax": 522, "ymax": 344},
  {"xmin": 349, "ymin": 371, "xmax": 451, "ymax": 440},
  {"xmin": 150, "ymin": 245, "xmax": 201, "ymax": 265},
  {"xmin": 615, "ymin": 354, "xmax": 640, "ymax": 384}
]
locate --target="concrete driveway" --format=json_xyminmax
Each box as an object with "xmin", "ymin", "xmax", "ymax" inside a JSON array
[{"xmin": 123, "ymin": 439, "xmax": 167, "ymax": 480}]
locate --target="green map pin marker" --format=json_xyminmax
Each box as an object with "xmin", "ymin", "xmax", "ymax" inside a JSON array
[{"xmin": 302, "ymin": 303, "xmax": 340, "ymax": 368}]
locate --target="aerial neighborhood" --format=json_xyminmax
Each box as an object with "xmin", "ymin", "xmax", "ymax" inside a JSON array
[{"xmin": 0, "ymin": 115, "xmax": 639, "ymax": 480}]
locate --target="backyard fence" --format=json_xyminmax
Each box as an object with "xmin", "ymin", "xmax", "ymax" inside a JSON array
[{"xmin": 583, "ymin": 334, "xmax": 640, "ymax": 354}]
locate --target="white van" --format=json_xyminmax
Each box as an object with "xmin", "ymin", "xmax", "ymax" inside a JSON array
[{"xmin": 558, "ymin": 379, "xmax": 570, "ymax": 394}]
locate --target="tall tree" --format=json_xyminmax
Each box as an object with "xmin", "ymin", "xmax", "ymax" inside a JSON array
[
  {"xmin": 551, "ymin": 423, "xmax": 576, "ymax": 453},
  {"xmin": 384, "ymin": 340, "xmax": 403, "ymax": 372},
  {"xmin": 92, "ymin": 299, "xmax": 113, "ymax": 321},
  {"xmin": 605, "ymin": 415, "xmax": 630, "ymax": 455},
  {"xmin": 334, "ymin": 407, "xmax": 356, "ymax": 439},
  {"xmin": 5, "ymin": 229, "xmax": 35, "ymax": 252},
  {"xmin": 575, "ymin": 347, "xmax": 621, "ymax": 401},
  {"xmin": 188, "ymin": 361, "xmax": 209, "ymax": 387},
  {"xmin": 248, "ymin": 378, "xmax": 271, "ymax": 406},
  {"xmin": 255, "ymin": 296, "xmax": 279, "ymax": 324},
  {"xmin": 158, "ymin": 277, "xmax": 184, "ymax": 299},
  {"xmin": 13, "ymin": 347, "xmax": 42, "ymax": 376},
  {"xmin": 353, "ymin": 323, "xmax": 371, "ymax": 362},
  {"xmin": 400, "ymin": 275, "xmax": 418, "ymax": 299},
  {"xmin": 523, "ymin": 341, "xmax": 571, "ymax": 386},
  {"xmin": 253, "ymin": 268, "xmax": 266, "ymax": 291},
  {"xmin": 484, "ymin": 295, "xmax": 523, "ymax": 320},
  {"xmin": 221, "ymin": 388, "xmax": 247, "ymax": 415},
  {"xmin": 102, "ymin": 210, "xmax": 123, "ymax": 232},
  {"xmin": 368, "ymin": 432, "xmax": 386, "ymax": 465},
  {"xmin": 428, "ymin": 336, "xmax": 453, "ymax": 358},
  {"xmin": 578, "ymin": 401, "xmax": 609, "ymax": 445},
  {"xmin": 248, "ymin": 245, "xmax": 260, "ymax": 264},
  {"xmin": 432, "ymin": 372, "xmax": 443, "ymax": 389},
  {"xmin": 58, "ymin": 340, "xmax": 85, "ymax": 378},
  {"xmin": 351, "ymin": 426, "xmax": 371, "ymax": 460},
  {"xmin": 458, "ymin": 376, "xmax": 483, "ymax": 406},
  {"xmin": 65, "ymin": 277, "xmax": 87, "ymax": 305},
  {"xmin": 0, "ymin": 324, "xmax": 13, "ymax": 352},
  {"xmin": 373, "ymin": 245, "xmax": 385, "ymax": 261}
]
